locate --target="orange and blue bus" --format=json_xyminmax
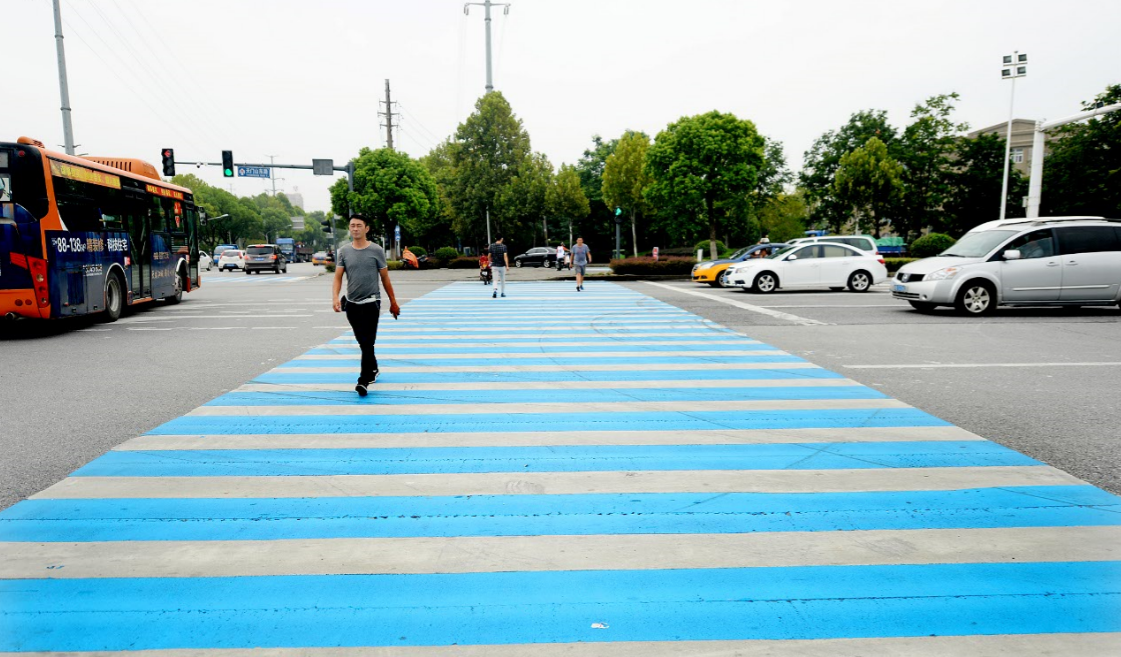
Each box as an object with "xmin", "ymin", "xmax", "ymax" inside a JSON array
[{"xmin": 1, "ymin": 136, "xmax": 200, "ymax": 322}]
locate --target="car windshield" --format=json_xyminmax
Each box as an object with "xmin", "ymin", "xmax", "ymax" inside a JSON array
[
  {"xmin": 728, "ymin": 247, "xmax": 752, "ymax": 259},
  {"xmin": 768, "ymin": 245, "xmax": 798, "ymax": 259},
  {"xmin": 941, "ymin": 230, "xmax": 1018, "ymax": 257}
]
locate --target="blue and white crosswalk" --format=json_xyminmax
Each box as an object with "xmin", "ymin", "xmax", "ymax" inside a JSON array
[
  {"xmin": 2, "ymin": 281, "xmax": 1120, "ymax": 655},
  {"xmin": 199, "ymin": 274, "xmax": 310, "ymax": 284}
]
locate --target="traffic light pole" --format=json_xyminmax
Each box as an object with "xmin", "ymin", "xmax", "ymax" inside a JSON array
[{"xmin": 173, "ymin": 158, "xmax": 355, "ymax": 209}]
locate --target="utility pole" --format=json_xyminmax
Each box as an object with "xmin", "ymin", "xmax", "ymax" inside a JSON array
[
  {"xmin": 464, "ymin": 0, "xmax": 511, "ymax": 92},
  {"xmin": 379, "ymin": 80, "xmax": 397, "ymax": 150},
  {"xmin": 267, "ymin": 155, "xmax": 278, "ymax": 195},
  {"xmin": 52, "ymin": 0, "xmax": 75, "ymax": 155}
]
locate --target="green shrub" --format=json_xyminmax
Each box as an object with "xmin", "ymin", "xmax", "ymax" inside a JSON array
[
  {"xmin": 610, "ymin": 256, "xmax": 695, "ymax": 276},
  {"xmin": 434, "ymin": 247, "xmax": 459, "ymax": 262},
  {"xmin": 884, "ymin": 258, "xmax": 919, "ymax": 274},
  {"xmin": 693, "ymin": 240, "xmax": 726, "ymax": 256},
  {"xmin": 324, "ymin": 262, "xmax": 336, "ymax": 273},
  {"xmin": 407, "ymin": 246, "xmax": 426, "ymax": 257},
  {"xmin": 449, "ymin": 256, "xmax": 480, "ymax": 269},
  {"xmin": 910, "ymin": 233, "xmax": 956, "ymax": 258},
  {"xmin": 386, "ymin": 260, "xmax": 404, "ymax": 270}
]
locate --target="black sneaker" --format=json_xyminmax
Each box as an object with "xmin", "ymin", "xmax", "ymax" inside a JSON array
[
  {"xmin": 355, "ymin": 382, "xmax": 368, "ymax": 397},
  {"xmin": 371, "ymin": 370, "xmax": 380, "ymax": 383},
  {"xmin": 493, "ymin": 290, "xmax": 497, "ymax": 298},
  {"xmin": 500, "ymin": 293, "xmax": 506, "ymax": 297}
]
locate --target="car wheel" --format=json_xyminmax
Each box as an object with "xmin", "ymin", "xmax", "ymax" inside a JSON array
[
  {"xmin": 102, "ymin": 272, "xmax": 124, "ymax": 322},
  {"xmin": 245, "ymin": 269, "xmax": 251, "ymax": 275},
  {"xmin": 515, "ymin": 260, "xmax": 523, "ymax": 268},
  {"xmin": 954, "ymin": 280, "xmax": 996, "ymax": 316},
  {"xmin": 717, "ymin": 270, "xmax": 730, "ymax": 288},
  {"xmin": 847, "ymin": 270, "xmax": 872, "ymax": 292},
  {"xmin": 752, "ymin": 272, "xmax": 778, "ymax": 294},
  {"xmin": 909, "ymin": 301, "xmax": 937, "ymax": 313}
]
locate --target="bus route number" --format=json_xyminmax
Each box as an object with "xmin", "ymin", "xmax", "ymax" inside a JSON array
[{"xmin": 52, "ymin": 237, "xmax": 88, "ymax": 254}]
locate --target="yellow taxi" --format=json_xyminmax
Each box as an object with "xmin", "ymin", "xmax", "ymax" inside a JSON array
[{"xmin": 692, "ymin": 243, "xmax": 787, "ymax": 287}]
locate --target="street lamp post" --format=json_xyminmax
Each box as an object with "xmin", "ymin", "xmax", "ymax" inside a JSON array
[{"xmin": 999, "ymin": 51, "xmax": 1028, "ymax": 221}]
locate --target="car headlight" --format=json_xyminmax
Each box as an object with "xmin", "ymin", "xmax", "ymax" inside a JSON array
[{"xmin": 925, "ymin": 267, "xmax": 961, "ymax": 281}]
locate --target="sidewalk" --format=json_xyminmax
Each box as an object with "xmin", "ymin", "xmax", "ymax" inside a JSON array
[{"xmin": 2, "ymin": 281, "xmax": 1119, "ymax": 654}]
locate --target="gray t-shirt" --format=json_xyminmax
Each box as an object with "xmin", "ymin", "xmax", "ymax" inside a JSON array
[
  {"xmin": 337, "ymin": 242, "xmax": 388, "ymax": 303},
  {"xmin": 572, "ymin": 243, "xmax": 591, "ymax": 265}
]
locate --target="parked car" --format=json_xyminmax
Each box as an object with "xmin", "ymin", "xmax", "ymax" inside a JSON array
[
  {"xmin": 728, "ymin": 243, "xmax": 888, "ymax": 293},
  {"xmin": 788, "ymin": 235, "xmax": 880, "ymax": 254},
  {"xmin": 892, "ymin": 216, "xmax": 1121, "ymax": 315},
  {"xmin": 197, "ymin": 251, "xmax": 214, "ymax": 271},
  {"xmin": 692, "ymin": 243, "xmax": 789, "ymax": 287},
  {"xmin": 243, "ymin": 244, "xmax": 288, "ymax": 275},
  {"xmin": 217, "ymin": 249, "xmax": 246, "ymax": 272},
  {"xmin": 514, "ymin": 247, "xmax": 557, "ymax": 268}
]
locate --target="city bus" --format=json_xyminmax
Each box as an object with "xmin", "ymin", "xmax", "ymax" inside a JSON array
[{"xmin": 1, "ymin": 137, "xmax": 200, "ymax": 322}]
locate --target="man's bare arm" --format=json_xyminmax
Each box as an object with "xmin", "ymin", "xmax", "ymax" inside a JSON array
[
  {"xmin": 332, "ymin": 266, "xmax": 345, "ymax": 312},
  {"xmin": 379, "ymin": 268, "xmax": 401, "ymax": 318}
]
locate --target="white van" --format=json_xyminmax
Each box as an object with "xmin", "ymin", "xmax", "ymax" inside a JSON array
[{"xmin": 892, "ymin": 217, "xmax": 1121, "ymax": 315}]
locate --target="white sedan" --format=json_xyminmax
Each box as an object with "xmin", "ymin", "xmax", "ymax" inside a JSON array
[{"xmin": 727, "ymin": 243, "xmax": 888, "ymax": 293}]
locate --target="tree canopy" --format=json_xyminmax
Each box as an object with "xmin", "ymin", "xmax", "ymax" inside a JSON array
[{"xmin": 330, "ymin": 147, "xmax": 440, "ymax": 248}]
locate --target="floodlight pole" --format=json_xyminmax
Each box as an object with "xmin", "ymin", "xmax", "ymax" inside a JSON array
[
  {"xmin": 52, "ymin": 0, "xmax": 76, "ymax": 155},
  {"xmin": 999, "ymin": 51, "xmax": 1025, "ymax": 221},
  {"xmin": 464, "ymin": 0, "xmax": 511, "ymax": 92},
  {"xmin": 1025, "ymin": 102, "xmax": 1121, "ymax": 218}
]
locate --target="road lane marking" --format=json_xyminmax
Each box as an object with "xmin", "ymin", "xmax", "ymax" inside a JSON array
[
  {"xmin": 643, "ymin": 282, "xmax": 829, "ymax": 325},
  {"xmin": 847, "ymin": 361, "xmax": 1121, "ymax": 369}
]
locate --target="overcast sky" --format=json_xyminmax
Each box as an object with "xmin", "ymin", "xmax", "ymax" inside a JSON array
[{"xmin": 9, "ymin": 0, "xmax": 1120, "ymax": 213}]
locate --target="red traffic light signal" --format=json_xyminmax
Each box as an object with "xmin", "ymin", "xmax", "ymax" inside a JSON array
[{"xmin": 161, "ymin": 148, "xmax": 175, "ymax": 177}]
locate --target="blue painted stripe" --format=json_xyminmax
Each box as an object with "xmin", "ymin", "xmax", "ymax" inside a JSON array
[
  {"xmin": 3, "ymin": 562, "xmax": 1120, "ymax": 650},
  {"xmin": 281, "ymin": 356, "xmax": 806, "ymax": 367},
  {"xmin": 206, "ymin": 386, "xmax": 886, "ymax": 406},
  {"xmin": 4, "ymin": 487, "xmax": 1118, "ymax": 543},
  {"xmin": 252, "ymin": 368, "xmax": 843, "ymax": 384},
  {"xmin": 308, "ymin": 344, "xmax": 783, "ymax": 355},
  {"xmin": 68, "ymin": 441, "xmax": 1032, "ymax": 477},
  {"xmin": 148, "ymin": 408, "xmax": 949, "ymax": 435},
  {"xmin": 365, "ymin": 335, "xmax": 756, "ymax": 344}
]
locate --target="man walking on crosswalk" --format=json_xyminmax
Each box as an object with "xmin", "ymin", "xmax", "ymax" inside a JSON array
[
  {"xmin": 489, "ymin": 236, "xmax": 509, "ymax": 298},
  {"xmin": 332, "ymin": 215, "xmax": 401, "ymax": 397}
]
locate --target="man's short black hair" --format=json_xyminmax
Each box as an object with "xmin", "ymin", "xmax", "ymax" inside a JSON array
[
  {"xmin": 349, "ymin": 215, "xmax": 369, "ymax": 225},
  {"xmin": 495, "ymin": 236, "xmax": 504, "ymax": 242}
]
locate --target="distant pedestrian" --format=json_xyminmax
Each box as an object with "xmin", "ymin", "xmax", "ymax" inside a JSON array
[
  {"xmin": 556, "ymin": 243, "xmax": 566, "ymax": 271},
  {"xmin": 489, "ymin": 236, "xmax": 509, "ymax": 298},
  {"xmin": 572, "ymin": 237, "xmax": 591, "ymax": 291},
  {"xmin": 332, "ymin": 215, "xmax": 401, "ymax": 397}
]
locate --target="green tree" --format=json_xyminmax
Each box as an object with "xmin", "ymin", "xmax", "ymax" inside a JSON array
[
  {"xmin": 546, "ymin": 164, "xmax": 590, "ymax": 245},
  {"xmin": 329, "ymin": 147, "xmax": 439, "ymax": 247},
  {"xmin": 497, "ymin": 152, "xmax": 554, "ymax": 245},
  {"xmin": 171, "ymin": 173, "xmax": 264, "ymax": 248},
  {"xmin": 1041, "ymin": 84, "xmax": 1121, "ymax": 218},
  {"xmin": 448, "ymin": 92, "xmax": 531, "ymax": 245},
  {"xmin": 896, "ymin": 93, "xmax": 970, "ymax": 238},
  {"xmin": 644, "ymin": 111, "xmax": 765, "ymax": 260},
  {"xmin": 943, "ymin": 133, "xmax": 1028, "ymax": 235},
  {"xmin": 756, "ymin": 192, "xmax": 808, "ymax": 244},
  {"xmin": 832, "ymin": 137, "xmax": 904, "ymax": 238},
  {"xmin": 419, "ymin": 139, "xmax": 460, "ymax": 248},
  {"xmin": 573, "ymin": 135, "xmax": 623, "ymax": 249},
  {"xmin": 801, "ymin": 110, "xmax": 897, "ymax": 232},
  {"xmin": 602, "ymin": 131, "xmax": 653, "ymax": 256}
]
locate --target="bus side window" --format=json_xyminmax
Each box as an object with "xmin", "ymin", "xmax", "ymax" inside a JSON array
[{"xmin": 148, "ymin": 196, "xmax": 168, "ymax": 233}]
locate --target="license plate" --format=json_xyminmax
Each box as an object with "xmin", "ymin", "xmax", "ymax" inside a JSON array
[{"xmin": 893, "ymin": 284, "xmax": 906, "ymax": 293}]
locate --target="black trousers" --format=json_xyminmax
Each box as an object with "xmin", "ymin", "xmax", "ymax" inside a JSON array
[{"xmin": 345, "ymin": 300, "xmax": 381, "ymax": 383}]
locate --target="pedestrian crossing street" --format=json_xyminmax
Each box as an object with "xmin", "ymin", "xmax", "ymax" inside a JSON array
[
  {"xmin": 200, "ymin": 274, "xmax": 311, "ymax": 284},
  {"xmin": 2, "ymin": 281, "xmax": 1120, "ymax": 654}
]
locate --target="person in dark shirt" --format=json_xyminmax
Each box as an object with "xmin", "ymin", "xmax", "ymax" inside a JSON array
[{"xmin": 488, "ymin": 236, "xmax": 509, "ymax": 298}]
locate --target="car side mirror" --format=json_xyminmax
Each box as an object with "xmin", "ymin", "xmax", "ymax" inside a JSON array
[
  {"xmin": 1003, "ymin": 249, "xmax": 1022, "ymax": 261},
  {"xmin": 787, "ymin": 255, "xmax": 798, "ymax": 261}
]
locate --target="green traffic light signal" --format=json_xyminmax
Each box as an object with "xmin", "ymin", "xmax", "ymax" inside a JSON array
[{"xmin": 221, "ymin": 150, "xmax": 234, "ymax": 178}]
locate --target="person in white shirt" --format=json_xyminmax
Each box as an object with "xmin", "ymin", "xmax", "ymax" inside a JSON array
[{"xmin": 555, "ymin": 244, "xmax": 566, "ymax": 271}]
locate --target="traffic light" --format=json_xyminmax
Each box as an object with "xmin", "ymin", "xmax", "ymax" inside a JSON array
[
  {"xmin": 222, "ymin": 151, "xmax": 234, "ymax": 177},
  {"xmin": 320, "ymin": 217, "xmax": 332, "ymax": 234},
  {"xmin": 161, "ymin": 148, "xmax": 175, "ymax": 176},
  {"xmin": 614, "ymin": 206, "xmax": 624, "ymax": 225}
]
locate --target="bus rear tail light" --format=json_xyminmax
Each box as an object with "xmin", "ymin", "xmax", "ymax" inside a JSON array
[{"xmin": 28, "ymin": 257, "xmax": 50, "ymax": 308}]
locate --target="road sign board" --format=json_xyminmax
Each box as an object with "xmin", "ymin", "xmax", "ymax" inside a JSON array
[
  {"xmin": 237, "ymin": 166, "xmax": 270, "ymax": 179},
  {"xmin": 312, "ymin": 159, "xmax": 334, "ymax": 175}
]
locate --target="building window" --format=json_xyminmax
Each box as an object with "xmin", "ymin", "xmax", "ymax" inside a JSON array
[{"xmin": 1012, "ymin": 148, "xmax": 1024, "ymax": 164}]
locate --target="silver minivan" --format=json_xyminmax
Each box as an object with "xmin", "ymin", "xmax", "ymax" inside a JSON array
[{"xmin": 893, "ymin": 217, "xmax": 1121, "ymax": 315}]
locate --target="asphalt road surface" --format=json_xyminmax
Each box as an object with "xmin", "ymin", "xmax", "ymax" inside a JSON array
[
  {"xmin": 631, "ymin": 280, "xmax": 1121, "ymax": 494},
  {"xmin": 2, "ymin": 269, "xmax": 1118, "ymax": 510}
]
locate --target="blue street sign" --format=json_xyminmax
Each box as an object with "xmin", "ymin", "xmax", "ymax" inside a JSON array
[
  {"xmin": 394, "ymin": 225, "xmax": 401, "ymax": 240},
  {"xmin": 237, "ymin": 166, "xmax": 271, "ymax": 179}
]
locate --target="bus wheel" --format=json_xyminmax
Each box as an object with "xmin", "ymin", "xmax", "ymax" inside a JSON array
[
  {"xmin": 103, "ymin": 273, "xmax": 124, "ymax": 322},
  {"xmin": 165, "ymin": 267, "xmax": 185, "ymax": 305}
]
